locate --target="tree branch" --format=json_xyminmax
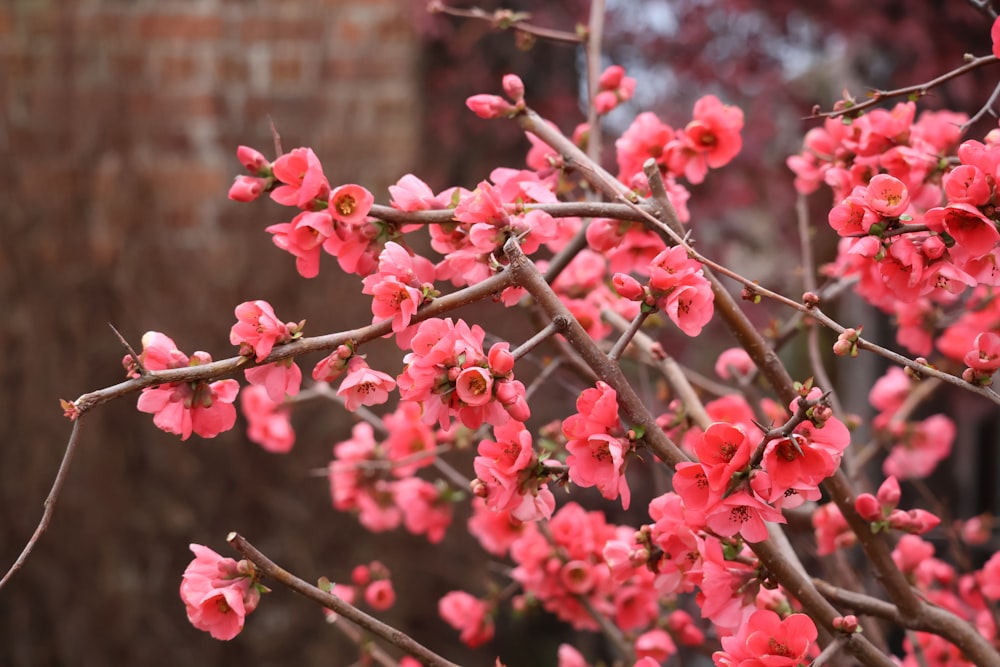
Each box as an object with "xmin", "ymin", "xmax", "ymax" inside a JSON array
[{"xmin": 228, "ymin": 533, "xmax": 462, "ymax": 667}]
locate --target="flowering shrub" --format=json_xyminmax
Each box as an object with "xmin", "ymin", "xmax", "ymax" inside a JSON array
[{"xmin": 13, "ymin": 4, "xmax": 1000, "ymax": 667}]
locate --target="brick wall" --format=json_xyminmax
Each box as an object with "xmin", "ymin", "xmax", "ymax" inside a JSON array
[{"xmin": 0, "ymin": 2, "xmax": 444, "ymax": 666}]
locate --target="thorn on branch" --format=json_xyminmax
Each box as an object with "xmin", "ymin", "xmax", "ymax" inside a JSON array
[{"xmin": 109, "ymin": 323, "xmax": 146, "ymax": 377}]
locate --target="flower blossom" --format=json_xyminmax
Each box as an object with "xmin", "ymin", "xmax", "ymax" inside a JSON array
[
  {"xmin": 240, "ymin": 384, "xmax": 295, "ymax": 453},
  {"xmin": 131, "ymin": 332, "xmax": 239, "ymax": 440},
  {"xmin": 362, "ymin": 241, "xmax": 437, "ymax": 332},
  {"xmin": 337, "ymin": 356, "xmax": 397, "ymax": 411},
  {"xmin": 398, "ymin": 318, "xmax": 528, "ymax": 429},
  {"xmin": 563, "ymin": 382, "xmax": 633, "ymax": 509},
  {"xmin": 438, "ymin": 591, "xmax": 494, "ymax": 647},
  {"xmin": 180, "ymin": 544, "xmax": 263, "ymax": 640}
]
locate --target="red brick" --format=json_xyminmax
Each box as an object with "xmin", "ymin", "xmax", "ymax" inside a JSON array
[
  {"xmin": 126, "ymin": 93, "xmax": 220, "ymax": 118},
  {"xmin": 134, "ymin": 14, "xmax": 223, "ymax": 41},
  {"xmin": 156, "ymin": 54, "xmax": 200, "ymax": 85},
  {"xmin": 216, "ymin": 56, "xmax": 248, "ymax": 84},
  {"xmin": 270, "ymin": 56, "xmax": 305, "ymax": 85},
  {"xmin": 146, "ymin": 163, "xmax": 228, "ymax": 201},
  {"xmin": 108, "ymin": 52, "xmax": 146, "ymax": 80},
  {"xmin": 0, "ymin": 8, "xmax": 12, "ymax": 37},
  {"xmin": 241, "ymin": 16, "xmax": 324, "ymax": 42}
]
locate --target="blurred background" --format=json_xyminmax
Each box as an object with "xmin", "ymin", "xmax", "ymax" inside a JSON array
[{"xmin": 2, "ymin": 1, "xmax": 998, "ymax": 665}]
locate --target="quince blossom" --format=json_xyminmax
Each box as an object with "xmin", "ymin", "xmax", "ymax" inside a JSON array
[
  {"xmin": 131, "ymin": 332, "xmax": 239, "ymax": 441},
  {"xmin": 337, "ymin": 356, "xmax": 397, "ymax": 411},
  {"xmin": 240, "ymin": 385, "xmax": 295, "ymax": 453},
  {"xmin": 180, "ymin": 544, "xmax": 263, "ymax": 641},
  {"xmin": 438, "ymin": 591, "xmax": 494, "ymax": 647}
]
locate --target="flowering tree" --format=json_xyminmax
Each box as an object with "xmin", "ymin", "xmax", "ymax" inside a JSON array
[{"xmin": 8, "ymin": 2, "xmax": 1000, "ymax": 666}]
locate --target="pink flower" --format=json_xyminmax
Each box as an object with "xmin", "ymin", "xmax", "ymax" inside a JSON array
[
  {"xmin": 337, "ymin": 356, "xmax": 396, "ymax": 411},
  {"xmin": 363, "ymin": 579, "xmax": 396, "ymax": 611},
  {"xmin": 563, "ymin": 383, "xmax": 633, "ymax": 509},
  {"xmin": 616, "ymin": 111, "xmax": 675, "ymax": 182},
  {"xmin": 270, "ymin": 147, "xmax": 329, "ymax": 209},
  {"xmin": 240, "ymin": 385, "xmax": 295, "ymax": 453},
  {"xmin": 943, "ymin": 164, "xmax": 992, "ymax": 206},
  {"xmin": 924, "ymin": 203, "xmax": 1000, "ymax": 257},
  {"xmin": 230, "ymin": 300, "xmax": 294, "ymax": 362},
  {"xmin": 467, "ymin": 498, "xmax": 524, "ymax": 556},
  {"xmin": 329, "ymin": 184, "xmax": 374, "ymax": 225},
  {"xmin": 812, "ymin": 502, "xmax": 855, "ymax": 556},
  {"xmin": 138, "ymin": 377, "xmax": 240, "ymax": 441},
  {"xmin": 266, "ymin": 210, "xmax": 335, "ymax": 278},
  {"xmin": 635, "ymin": 629, "xmax": 677, "ymax": 663},
  {"xmin": 714, "ymin": 347, "xmax": 753, "ymax": 380},
  {"xmin": 864, "ymin": 173, "xmax": 910, "ymax": 217},
  {"xmin": 882, "ymin": 414, "xmax": 955, "ymax": 479},
  {"xmin": 696, "ymin": 422, "xmax": 752, "ymax": 492},
  {"xmin": 133, "ymin": 333, "xmax": 239, "ymax": 440},
  {"xmin": 558, "ymin": 644, "xmax": 590, "ymax": 667},
  {"xmin": 244, "ymin": 358, "xmax": 302, "ymax": 403},
  {"xmin": 714, "ymin": 609, "xmax": 817, "ymax": 667},
  {"xmin": 964, "ymin": 331, "xmax": 1000, "ymax": 372},
  {"xmin": 388, "ymin": 174, "xmax": 459, "ymax": 211},
  {"xmin": 704, "ymin": 489, "xmax": 785, "ymax": 543},
  {"xmin": 438, "ymin": 591, "xmax": 494, "ymax": 647},
  {"xmin": 993, "ymin": 16, "xmax": 1000, "ymax": 59},
  {"xmin": 362, "ymin": 241, "xmax": 437, "ymax": 332},
  {"xmin": 456, "ymin": 366, "xmax": 494, "ymax": 406},
  {"xmin": 180, "ymin": 544, "xmax": 261, "ymax": 641},
  {"xmin": 474, "ymin": 421, "xmax": 553, "ymax": 520},
  {"xmin": 673, "ymin": 95, "xmax": 744, "ymax": 183},
  {"xmin": 393, "ymin": 477, "xmax": 453, "ymax": 542}
]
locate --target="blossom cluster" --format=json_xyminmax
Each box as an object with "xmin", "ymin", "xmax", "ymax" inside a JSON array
[
  {"xmin": 789, "ymin": 101, "xmax": 1000, "ymax": 377},
  {"xmin": 398, "ymin": 317, "xmax": 529, "ymax": 430}
]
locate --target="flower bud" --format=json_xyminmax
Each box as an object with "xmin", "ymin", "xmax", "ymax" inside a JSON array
[
  {"xmin": 876, "ymin": 475, "xmax": 901, "ymax": 507},
  {"xmin": 466, "ymin": 94, "xmax": 517, "ymax": 119},
  {"xmin": 237, "ymin": 145, "xmax": 269, "ymax": 173},
  {"xmin": 488, "ymin": 343, "xmax": 515, "ymax": 376},
  {"xmin": 228, "ymin": 175, "xmax": 268, "ymax": 202},
  {"xmin": 502, "ymin": 74, "xmax": 525, "ymax": 103},
  {"xmin": 855, "ymin": 493, "xmax": 882, "ymax": 521},
  {"xmin": 612, "ymin": 272, "xmax": 645, "ymax": 300}
]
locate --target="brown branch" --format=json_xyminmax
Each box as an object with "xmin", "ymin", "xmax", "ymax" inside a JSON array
[
  {"xmin": 0, "ymin": 416, "xmax": 86, "ymax": 590},
  {"xmin": 367, "ymin": 201, "xmax": 657, "ymax": 226},
  {"xmin": 584, "ymin": 0, "xmax": 606, "ymax": 172},
  {"xmin": 812, "ymin": 54, "xmax": 1000, "ymax": 120},
  {"xmin": 427, "ymin": 2, "xmax": 583, "ymax": 44},
  {"xmin": 505, "ymin": 236, "xmax": 688, "ymax": 467},
  {"xmin": 70, "ymin": 270, "xmax": 514, "ymax": 416},
  {"xmin": 228, "ymin": 533, "xmax": 462, "ymax": 667}
]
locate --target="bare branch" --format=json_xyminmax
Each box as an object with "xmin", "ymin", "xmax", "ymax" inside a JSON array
[{"xmin": 229, "ymin": 533, "xmax": 462, "ymax": 667}]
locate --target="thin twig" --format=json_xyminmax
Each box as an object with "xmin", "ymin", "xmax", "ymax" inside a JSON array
[
  {"xmin": 109, "ymin": 323, "xmax": 145, "ymax": 375},
  {"xmin": 428, "ymin": 2, "xmax": 583, "ymax": 44},
  {"xmin": 228, "ymin": 533, "xmax": 462, "ymax": 667},
  {"xmin": 268, "ymin": 115, "xmax": 283, "ymax": 156},
  {"xmin": 584, "ymin": 0, "xmax": 606, "ymax": 173},
  {"xmin": 607, "ymin": 310, "xmax": 649, "ymax": 362},
  {"xmin": 511, "ymin": 317, "xmax": 569, "ymax": 359},
  {"xmin": 811, "ymin": 54, "xmax": 999, "ymax": 119},
  {"xmin": 962, "ymin": 78, "xmax": 1000, "ymax": 131},
  {"xmin": 0, "ymin": 416, "xmax": 86, "ymax": 590}
]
